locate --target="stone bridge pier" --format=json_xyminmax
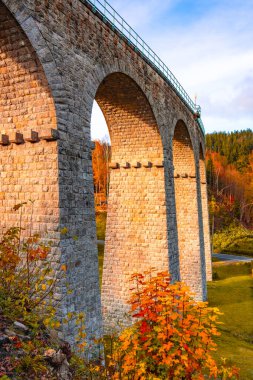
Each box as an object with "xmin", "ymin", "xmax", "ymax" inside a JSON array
[{"xmin": 0, "ymin": 0, "xmax": 212, "ymax": 344}]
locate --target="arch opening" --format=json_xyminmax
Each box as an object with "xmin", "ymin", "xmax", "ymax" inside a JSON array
[
  {"xmin": 172, "ymin": 120, "xmax": 204, "ymax": 299},
  {"xmin": 92, "ymin": 72, "xmax": 168, "ymax": 326}
]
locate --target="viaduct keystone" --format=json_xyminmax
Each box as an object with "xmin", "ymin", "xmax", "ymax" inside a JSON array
[{"xmin": 0, "ymin": 0, "xmax": 212, "ymax": 344}]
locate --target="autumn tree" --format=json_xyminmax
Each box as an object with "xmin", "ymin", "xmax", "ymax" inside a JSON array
[
  {"xmin": 206, "ymin": 130, "xmax": 253, "ymax": 229},
  {"xmin": 110, "ymin": 271, "xmax": 239, "ymax": 379},
  {"xmin": 92, "ymin": 140, "xmax": 111, "ymax": 210}
]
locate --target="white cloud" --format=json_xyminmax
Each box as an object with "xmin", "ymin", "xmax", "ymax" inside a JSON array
[
  {"xmin": 91, "ymin": 0, "xmax": 253, "ymax": 138},
  {"xmin": 204, "ymin": 115, "xmax": 253, "ymax": 134},
  {"xmin": 144, "ymin": 0, "xmax": 253, "ymax": 133}
]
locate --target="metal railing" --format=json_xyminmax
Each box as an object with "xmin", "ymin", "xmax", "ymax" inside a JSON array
[{"xmin": 80, "ymin": 0, "xmax": 205, "ymax": 135}]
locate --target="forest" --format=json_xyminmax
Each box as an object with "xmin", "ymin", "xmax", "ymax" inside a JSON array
[
  {"xmin": 206, "ymin": 129, "xmax": 253, "ymax": 254},
  {"xmin": 206, "ymin": 129, "xmax": 253, "ymax": 228},
  {"xmin": 92, "ymin": 129, "xmax": 253, "ymax": 255}
]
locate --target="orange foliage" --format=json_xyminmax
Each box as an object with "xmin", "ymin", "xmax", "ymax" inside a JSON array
[
  {"xmin": 110, "ymin": 270, "xmax": 239, "ymax": 379},
  {"xmin": 92, "ymin": 140, "xmax": 111, "ymax": 211},
  {"xmin": 206, "ymin": 150, "xmax": 253, "ymax": 227}
]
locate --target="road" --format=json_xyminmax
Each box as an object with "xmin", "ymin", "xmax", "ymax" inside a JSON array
[
  {"xmin": 97, "ymin": 240, "xmax": 252, "ymax": 263},
  {"xmin": 212, "ymin": 253, "xmax": 252, "ymax": 263}
]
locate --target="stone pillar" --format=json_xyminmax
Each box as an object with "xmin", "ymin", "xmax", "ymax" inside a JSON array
[
  {"xmin": 96, "ymin": 73, "xmax": 169, "ymax": 327},
  {"xmin": 199, "ymin": 145, "xmax": 212, "ymax": 281},
  {"xmin": 56, "ymin": 134, "xmax": 103, "ymax": 346},
  {"xmin": 0, "ymin": 1, "xmax": 58, "ymax": 238},
  {"xmin": 0, "ymin": 2, "xmax": 103, "ymax": 347},
  {"xmin": 172, "ymin": 121, "xmax": 205, "ymax": 300}
]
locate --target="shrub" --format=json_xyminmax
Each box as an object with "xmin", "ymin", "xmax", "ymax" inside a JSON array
[
  {"xmin": 0, "ymin": 205, "xmax": 240, "ymax": 379},
  {"xmin": 110, "ymin": 270, "xmax": 239, "ymax": 380},
  {"xmin": 0, "ymin": 204, "xmax": 85, "ymax": 379},
  {"xmin": 213, "ymin": 223, "xmax": 253, "ymax": 254},
  {"xmin": 0, "ymin": 225, "xmax": 57, "ymax": 328}
]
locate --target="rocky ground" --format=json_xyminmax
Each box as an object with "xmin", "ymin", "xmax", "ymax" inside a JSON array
[{"xmin": 0, "ymin": 309, "xmax": 73, "ymax": 380}]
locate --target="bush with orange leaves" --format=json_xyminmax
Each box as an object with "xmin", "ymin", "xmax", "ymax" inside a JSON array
[
  {"xmin": 0, "ymin": 203, "xmax": 60, "ymax": 328},
  {"xmin": 109, "ymin": 271, "xmax": 239, "ymax": 380}
]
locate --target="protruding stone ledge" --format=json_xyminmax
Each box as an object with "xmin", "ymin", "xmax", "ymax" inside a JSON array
[
  {"xmin": 0, "ymin": 134, "xmax": 10, "ymax": 146},
  {"xmin": 154, "ymin": 161, "xmax": 164, "ymax": 168},
  {"xmin": 143, "ymin": 161, "xmax": 152, "ymax": 168},
  {"xmin": 40, "ymin": 129, "xmax": 59, "ymax": 141},
  {"xmin": 132, "ymin": 162, "xmax": 141, "ymax": 168},
  {"xmin": 173, "ymin": 173, "xmax": 196, "ymax": 179},
  {"xmin": 122, "ymin": 162, "xmax": 130, "ymax": 169},
  {"xmin": 9, "ymin": 132, "xmax": 24, "ymax": 144},
  {"xmin": 0, "ymin": 129, "xmax": 59, "ymax": 146},
  {"xmin": 108, "ymin": 161, "xmax": 166, "ymax": 169},
  {"xmin": 109, "ymin": 162, "xmax": 119, "ymax": 169},
  {"xmin": 24, "ymin": 130, "xmax": 39, "ymax": 143}
]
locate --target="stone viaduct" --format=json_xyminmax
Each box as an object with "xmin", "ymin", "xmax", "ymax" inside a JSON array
[{"xmin": 0, "ymin": 0, "xmax": 212, "ymax": 343}]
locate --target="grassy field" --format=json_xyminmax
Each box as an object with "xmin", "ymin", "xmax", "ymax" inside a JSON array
[
  {"xmin": 97, "ymin": 225, "xmax": 253, "ymax": 378},
  {"xmin": 98, "ymin": 244, "xmax": 104, "ymax": 287},
  {"xmin": 222, "ymin": 238, "xmax": 253, "ymax": 257},
  {"xmin": 208, "ymin": 264, "xmax": 253, "ymax": 379},
  {"xmin": 96, "ymin": 212, "xmax": 107, "ymax": 241},
  {"xmin": 212, "ymin": 261, "xmax": 252, "ymax": 280},
  {"xmin": 96, "ymin": 211, "xmax": 106, "ymax": 287},
  {"xmin": 212, "ymin": 256, "xmax": 221, "ymax": 262}
]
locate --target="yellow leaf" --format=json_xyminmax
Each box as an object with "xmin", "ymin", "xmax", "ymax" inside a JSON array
[
  {"xmin": 60, "ymin": 227, "xmax": 68, "ymax": 235},
  {"xmin": 61, "ymin": 264, "xmax": 67, "ymax": 272}
]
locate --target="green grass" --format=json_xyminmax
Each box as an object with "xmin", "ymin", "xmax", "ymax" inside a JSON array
[
  {"xmin": 208, "ymin": 272, "xmax": 253, "ymax": 379},
  {"xmin": 97, "ymin": 239, "xmax": 253, "ymax": 378},
  {"xmin": 212, "ymin": 331, "xmax": 253, "ymax": 379},
  {"xmin": 222, "ymin": 238, "xmax": 253, "ymax": 257},
  {"xmin": 96, "ymin": 212, "xmax": 107, "ymax": 240},
  {"xmin": 98, "ymin": 244, "xmax": 104, "ymax": 287},
  {"xmin": 212, "ymin": 256, "xmax": 221, "ymax": 262},
  {"xmin": 96, "ymin": 211, "xmax": 106, "ymax": 287},
  {"xmin": 212, "ymin": 262, "xmax": 252, "ymax": 280}
]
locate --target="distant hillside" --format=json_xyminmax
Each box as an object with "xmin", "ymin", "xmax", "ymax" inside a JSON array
[
  {"xmin": 206, "ymin": 129, "xmax": 253, "ymax": 172},
  {"xmin": 205, "ymin": 129, "xmax": 253, "ymax": 229}
]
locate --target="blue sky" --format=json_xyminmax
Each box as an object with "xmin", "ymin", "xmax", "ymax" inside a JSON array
[{"xmin": 91, "ymin": 0, "xmax": 253, "ymax": 140}]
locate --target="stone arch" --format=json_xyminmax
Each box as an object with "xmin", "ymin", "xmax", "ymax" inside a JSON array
[
  {"xmin": 94, "ymin": 73, "xmax": 169, "ymax": 326},
  {"xmin": 0, "ymin": 0, "xmax": 208, "ymax": 345},
  {"xmin": 81, "ymin": 58, "xmax": 169, "ymax": 146},
  {"xmin": 0, "ymin": 2, "xmax": 58, "ymax": 233},
  {"xmin": 95, "ymin": 73, "xmax": 163, "ymax": 161},
  {"xmin": 0, "ymin": 2, "xmax": 56, "ymax": 134},
  {"xmin": 172, "ymin": 120, "xmax": 205, "ymax": 299},
  {"xmin": 0, "ymin": 0, "xmax": 66, "ymax": 115},
  {"xmin": 199, "ymin": 143, "xmax": 212, "ymax": 281}
]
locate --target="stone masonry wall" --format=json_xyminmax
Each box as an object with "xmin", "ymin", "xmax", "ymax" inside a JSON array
[
  {"xmin": 0, "ymin": 2, "xmax": 59, "ymax": 237},
  {"xmin": 0, "ymin": 0, "xmax": 211, "ymax": 343},
  {"xmin": 199, "ymin": 144, "xmax": 212, "ymax": 281},
  {"xmin": 173, "ymin": 121, "xmax": 205, "ymax": 299},
  {"xmin": 96, "ymin": 73, "xmax": 168, "ymax": 324}
]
